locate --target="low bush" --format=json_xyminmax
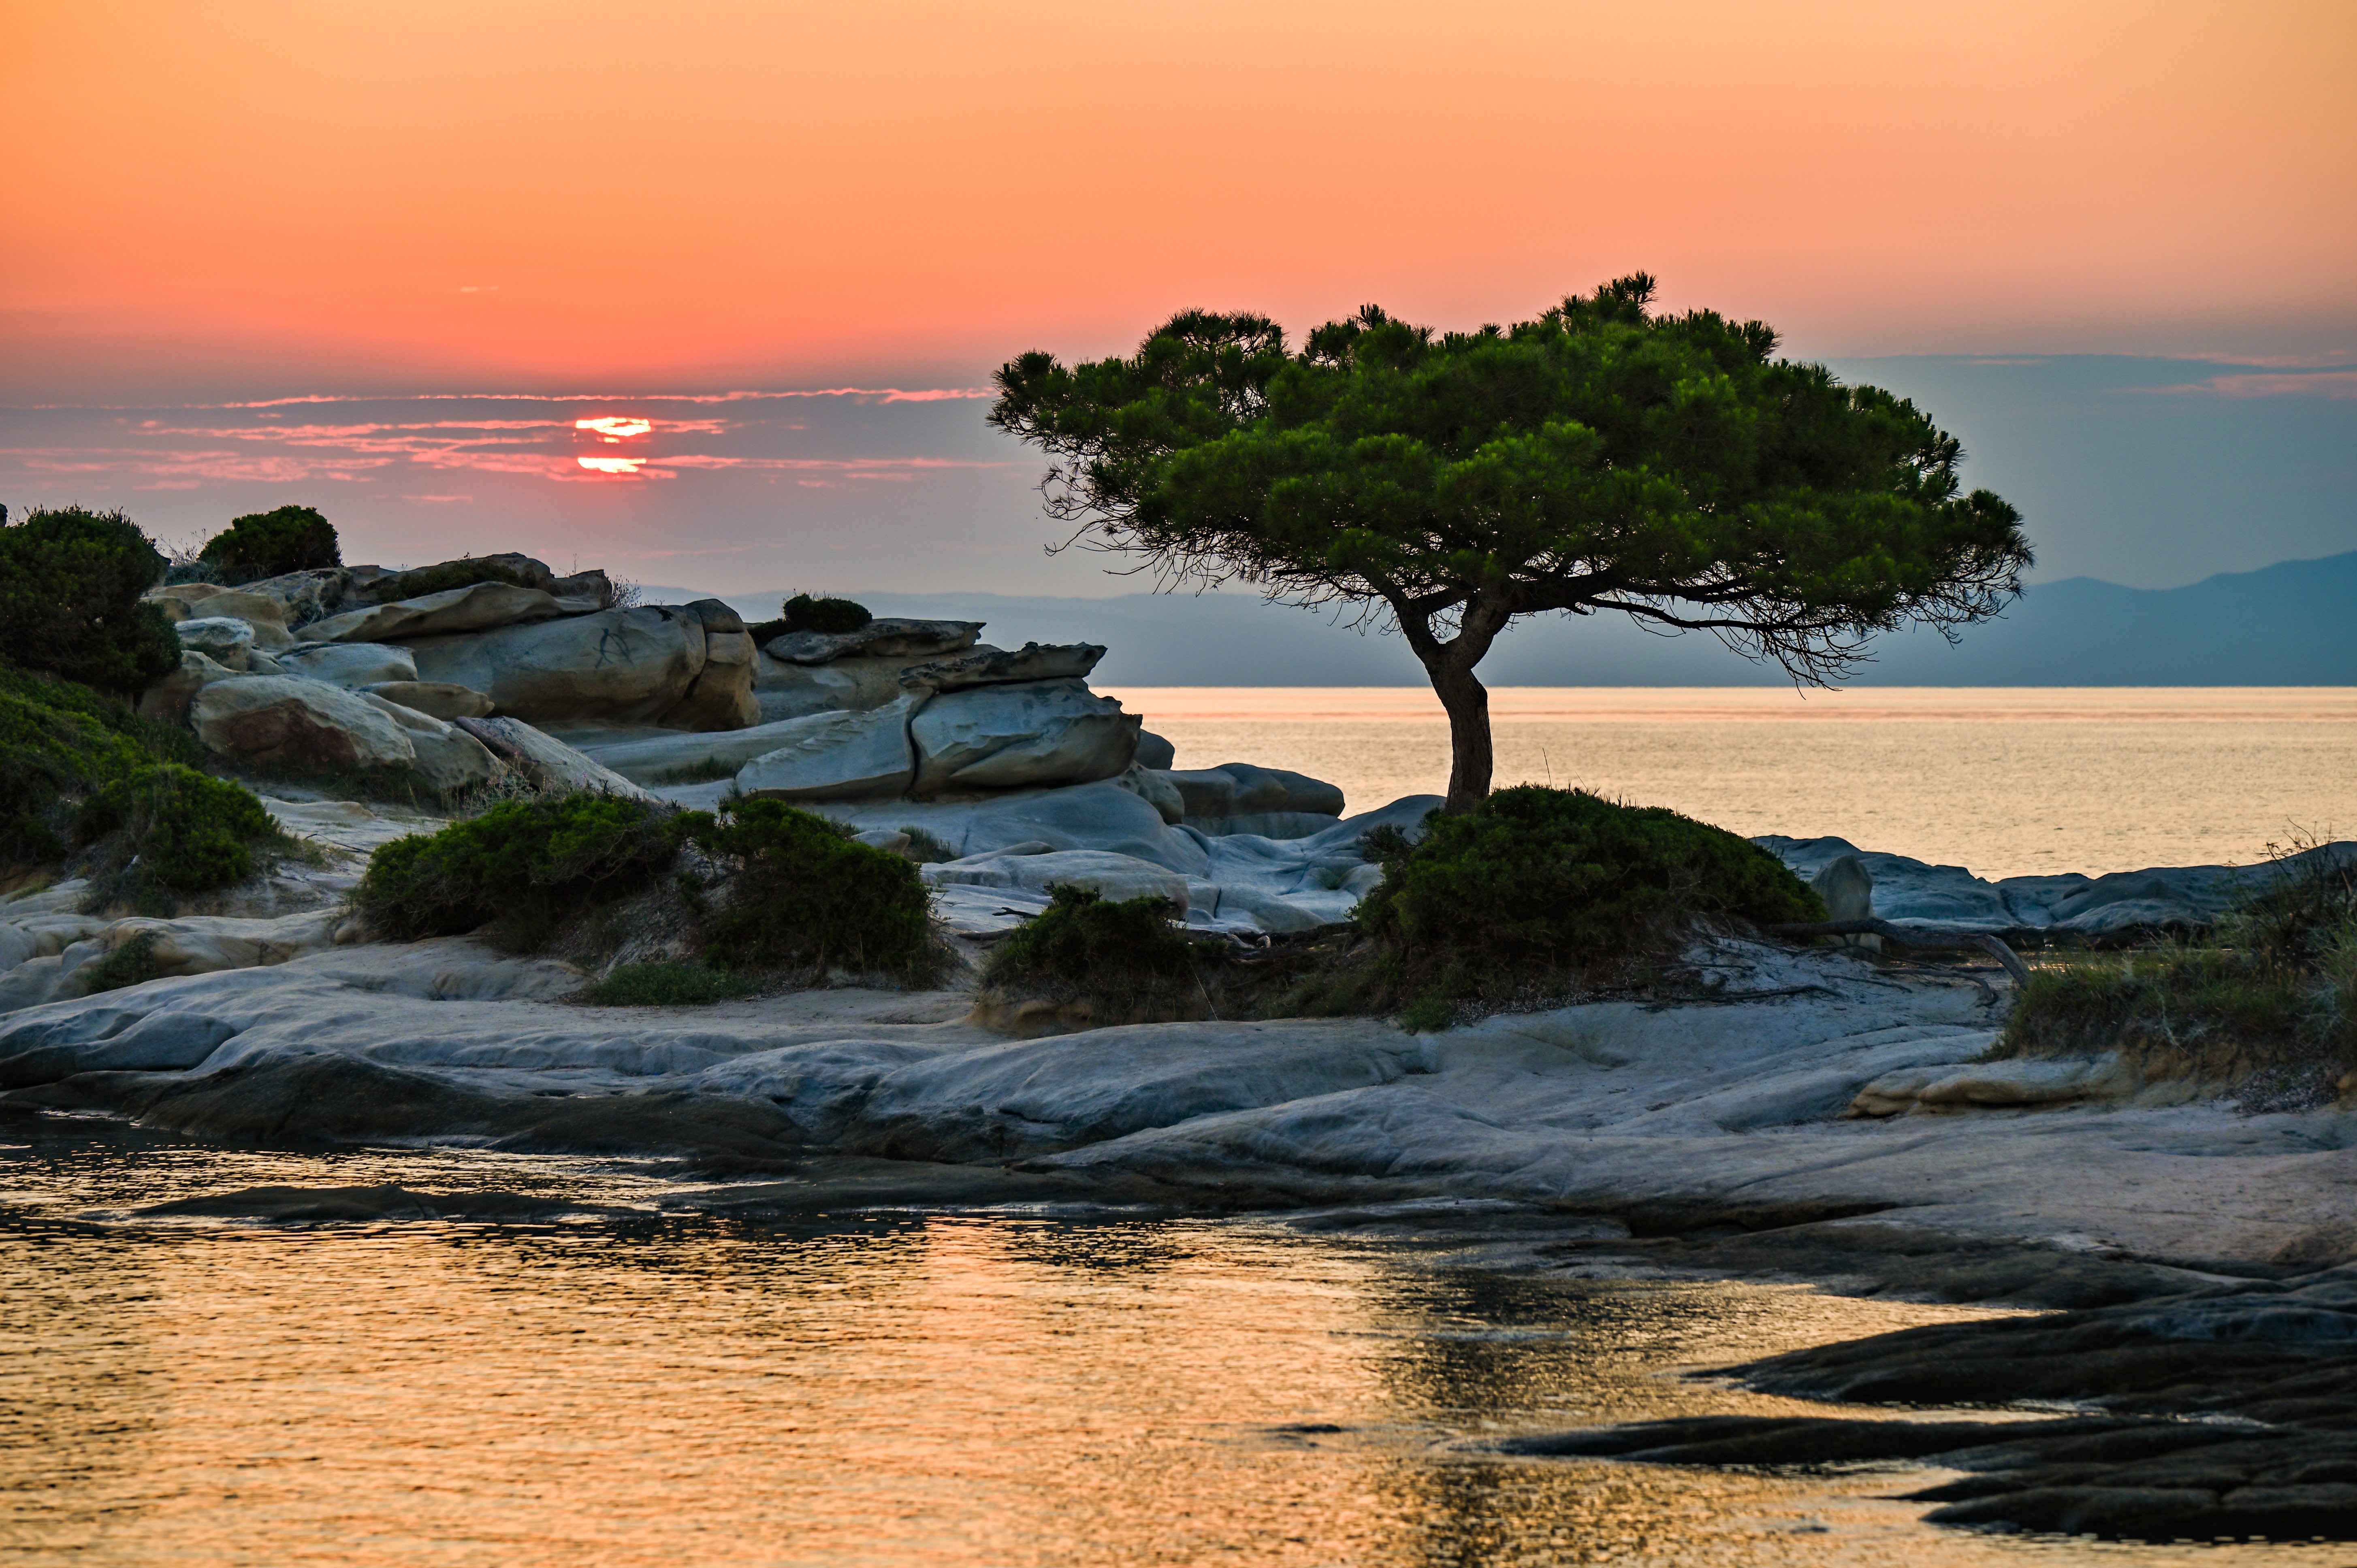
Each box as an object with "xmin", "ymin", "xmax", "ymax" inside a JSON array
[
  {"xmin": 1, "ymin": 663, "xmax": 208, "ymax": 878},
  {"xmin": 352, "ymin": 794, "xmax": 680, "ymax": 942},
  {"xmin": 898, "ymin": 825, "xmax": 958, "ymax": 864},
  {"xmin": 678, "ymin": 799, "xmax": 939, "ymax": 980},
  {"xmin": 74, "ymin": 763, "xmax": 280, "ymax": 909},
  {"xmin": 197, "ymin": 505, "xmax": 341, "ymax": 580},
  {"xmin": 585, "ymin": 962, "xmax": 759, "ymax": 1007},
  {"xmin": 780, "ymin": 594, "xmax": 872, "ymax": 635},
  {"xmin": 981, "ymin": 884, "xmax": 1201, "ymax": 1014},
  {"xmin": 0, "ymin": 505, "xmax": 182, "ymax": 695},
  {"xmin": 79, "ymin": 933, "xmax": 163, "ymax": 995},
  {"xmin": 1355, "ymin": 786, "xmax": 1825, "ymax": 1012}
]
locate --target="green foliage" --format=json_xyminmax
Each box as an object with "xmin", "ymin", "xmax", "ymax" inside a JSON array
[
  {"xmin": 991, "ymin": 277, "xmax": 2033, "ymax": 806},
  {"xmin": 1355, "ymin": 786, "xmax": 1825, "ymax": 998},
  {"xmin": 370, "ymin": 557, "xmax": 538, "ymax": 602},
  {"xmin": 79, "ymin": 933, "xmax": 164, "ymax": 995},
  {"xmin": 352, "ymin": 794, "xmax": 680, "ymax": 941},
  {"xmin": 0, "ymin": 663, "xmax": 206, "ymax": 876},
  {"xmin": 981, "ymin": 884, "xmax": 1199, "ymax": 1012},
  {"xmin": 780, "ymin": 594, "xmax": 872, "ymax": 635},
  {"xmin": 0, "ymin": 505, "xmax": 181, "ymax": 695},
  {"xmin": 75, "ymin": 764, "xmax": 278, "ymax": 908},
  {"xmin": 1397, "ymin": 994, "xmax": 1457, "ymax": 1034},
  {"xmin": 198, "ymin": 505, "xmax": 340, "ymax": 579},
  {"xmin": 897, "ymin": 825, "xmax": 958, "ymax": 864},
  {"xmin": 678, "ymin": 799, "xmax": 938, "ymax": 980},
  {"xmin": 585, "ymin": 962, "xmax": 759, "ymax": 1007}
]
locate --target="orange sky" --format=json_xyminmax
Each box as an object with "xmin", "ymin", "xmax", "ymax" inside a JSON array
[{"xmin": 5, "ymin": 0, "xmax": 2352, "ymax": 397}]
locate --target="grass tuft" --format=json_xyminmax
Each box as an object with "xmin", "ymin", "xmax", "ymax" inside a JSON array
[{"xmin": 585, "ymin": 963, "xmax": 758, "ymax": 1007}]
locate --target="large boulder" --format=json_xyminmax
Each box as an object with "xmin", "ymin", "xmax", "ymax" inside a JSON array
[
  {"xmin": 136, "ymin": 650, "xmax": 244, "ymax": 726},
  {"xmin": 655, "ymin": 600, "xmax": 758, "ymax": 731},
  {"xmin": 354, "ymin": 693, "xmax": 500, "ymax": 794},
  {"xmin": 276, "ymin": 641, "xmax": 419, "ymax": 689},
  {"xmin": 900, "ymin": 642, "xmax": 1106, "ymax": 692},
  {"xmin": 216, "ymin": 568, "xmax": 349, "ymax": 629},
  {"xmin": 1161, "ymin": 763, "xmax": 1347, "ymax": 823},
  {"xmin": 451, "ymin": 716, "xmax": 655, "ymax": 801},
  {"xmin": 910, "ymin": 679, "xmax": 1139, "ymax": 795},
  {"xmin": 172, "ymin": 616, "xmax": 255, "ymax": 670},
  {"xmin": 341, "ymin": 554, "xmax": 608, "ymax": 607},
  {"xmin": 404, "ymin": 604, "xmax": 717, "ymax": 727},
  {"xmin": 302, "ymin": 582, "xmax": 584, "ymax": 644},
  {"xmin": 766, "ymin": 618, "xmax": 984, "ymax": 666},
  {"xmin": 362, "ymin": 681, "xmax": 494, "ymax": 720},
  {"xmin": 192, "ymin": 677, "xmax": 416, "ymax": 772},
  {"xmin": 754, "ymin": 651, "xmax": 942, "ymax": 723},
  {"xmin": 144, "ymin": 584, "xmax": 297, "ymax": 646},
  {"xmin": 733, "ymin": 696, "xmax": 923, "ymax": 801}
]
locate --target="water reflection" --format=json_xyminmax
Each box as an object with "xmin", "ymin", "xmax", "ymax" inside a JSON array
[{"xmin": 0, "ymin": 1123, "xmax": 2337, "ymax": 1565}]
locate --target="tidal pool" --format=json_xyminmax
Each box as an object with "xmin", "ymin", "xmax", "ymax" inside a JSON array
[{"xmin": 0, "ymin": 1117, "xmax": 2331, "ymax": 1566}]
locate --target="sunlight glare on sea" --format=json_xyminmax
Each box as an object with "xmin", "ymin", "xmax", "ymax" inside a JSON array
[{"xmin": 1105, "ymin": 686, "xmax": 2357, "ymax": 879}]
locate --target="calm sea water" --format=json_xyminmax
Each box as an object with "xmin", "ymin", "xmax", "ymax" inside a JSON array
[
  {"xmin": 1, "ymin": 1121, "xmax": 2338, "ymax": 1568},
  {"xmin": 1106, "ymin": 687, "xmax": 2357, "ymax": 880}
]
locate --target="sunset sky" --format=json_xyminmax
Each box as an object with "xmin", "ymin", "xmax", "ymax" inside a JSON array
[{"xmin": 5, "ymin": 0, "xmax": 2352, "ymax": 597}]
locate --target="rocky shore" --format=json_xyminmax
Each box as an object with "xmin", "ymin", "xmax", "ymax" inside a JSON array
[{"xmin": 7, "ymin": 557, "xmax": 2356, "ymax": 1543}]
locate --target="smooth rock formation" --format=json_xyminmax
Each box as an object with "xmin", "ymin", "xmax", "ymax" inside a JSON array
[
  {"xmin": 354, "ymin": 693, "xmax": 500, "ymax": 793},
  {"xmin": 136, "ymin": 650, "xmax": 243, "ymax": 726},
  {"xmin": 1811, "ymin": 854, "xmax": 1874, "ymax": 922},
  {"xmin": 767, "ymin": 618, "xmax": 984, "ymax": 666},
  {"xmin": 1164, "ymin": 763, "xmax": 1348, "ymax": 823},
  {"xmin": 899, "ymin": 642, "xmax": 1106, "ymax": 692},
  {"xmin": 1133, "ymin": 730, "xmax": 1177, "ymax": 770},
  {"xmin": 451, "ymin": 717, "xmax": 654, "ymax": 801},
  {"xmin": 927, "ymin": 848, "xmax": 1191, "ymax": 910},
  {"xmin": 173, "ymin": 616, "xmax": 255, "ymax": 670},
  {"xmin": 275, "ymin": 641, "xmax": 419, "ymax": 689},
  {"xmin": 303, "ymin": 581, "xmax": 582, "ymax": 644},
  {"xmin": 734, "ymin": 696, "xmax": 923, "ymax": 801},
  {"xmin": 910, "ymin": 679, "xmax": 1140, "ymax": 795},
  {"xmin": 752, "ymin": 652, "xmax": 932, "ymax": 724},
  {"xmin": 1112, "ymin": 763, "xmax": 1186, "ymax": 824},
  {"xmin": 145, "ymin": 584, "xmax": 296, "ymax": 646},
  {"xmin": 361, "ymin": 680, "xmax": 495, "ymax": 720},
  {"xmin": 192, "ymin": 677, "xmax": 417, "ymax": 773},
  {"xmin": 406, "ymin": 604, "xmax": 721, "ymax": 727},
  {"xmin": 655, "ymin": 600, "xmax": 759, "ymax": 731}
]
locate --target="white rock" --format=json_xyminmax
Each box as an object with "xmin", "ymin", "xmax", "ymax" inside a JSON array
[
  {"xmin": 361, "ymin": 681, "xmax": 495, "ymax": 720},
  {"xmin": 734, "ymin": 696, "xmax": 923, "ymax": 802},
  {"xmin": 143, "ymin": 584, "xmax": 296, "ymax": 646},
  {"xmin": 192, "ymin": 677, "xmax": 418, "ymax": 772},
  {"xmin": 451, "ymin": 717, "xmax": 655, "ymax": 801},
  {"xmin": 927, "ymin": 849, "xmax": 1190, "ymax": 911},
  {"xmin": 173, "ymin": 616, "xmax": 255, "ymax": 670},
  {"xmin": 276, "ymin": 641, "xmax": 419, "ymax": 688},
  {"xmin": 137, "ymin": 650, "xmax": 245, "ymax": 726},
  {"xmin": 406, "ymin": 605, "xmax": 713, "ymax": 727},
  {"xmin": 303, "ymin": 581, "xmax": 577, "ymax": 643},
  {"xmin": 1113, "ymin": 763, "xmax": 1186, "ymax": 824},
  {"xmin": 911, "ymin": 679, "xmax": 1139, "ymax": 794},
  {"xmin": 354, "ymin": 693, "xmax": 500, "ymax": 793}
]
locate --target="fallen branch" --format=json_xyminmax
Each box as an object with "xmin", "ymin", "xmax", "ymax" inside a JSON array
[{"xmin": 1762, "ymin": 918, "xmax": 2032, "ymax": 987}]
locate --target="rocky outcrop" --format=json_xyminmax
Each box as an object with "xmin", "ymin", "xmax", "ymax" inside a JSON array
[
  {"xmin": 655, "ymin": 601, "xmax": 759, "ymax": 730},
  {"xmin": 137, "ymin": 650, "xmax": 243, "ymax": 726},
  {"xmin": 173, "ymin": 616, "xmax": 256, "ymax": 669},
  {"xmin": 405, "ymin": 604, "xmax": 723, "ymax": 728},
  {"xmin": 899, "ymin": 642, "xmax": 1106, "ymax": 692},
  {"xmin": 926, "ymin": 848, "xmax": 1191, "ymax": 910},
  {"xmin": 361, "ymin": 681, "xmax": 495, "ymax": 720},
  {"xmin": 766, "ymin": 618, "xmax": 983, "ymax": 666},
  {"xmin": 909, "ymin": 679, "xmax": 1139, "ymax": 795},
  {"xmin": 734, "ymin": 697, "xmax": 924, "ymax": 801},
  {"xmin": 275, "ymin": 641, "xmax": 419, "ymax": 689},
  {"xmin": 450, "ymin": 717, "xmax": 653, "ymax": 801},
  {"xmin": 354, "ymin": 693, "xmax": 500, "ymax": 794},
  {"xmin": 192, "ymin": 677, "xmax": 418, "ymax": 773},
  {"xmin": 146, "ymin": 584, "xmax": 297, "ymax": 646},
  {"xmin": 302, "ymin": 582, "xmax": 586, "ymax": 644}
]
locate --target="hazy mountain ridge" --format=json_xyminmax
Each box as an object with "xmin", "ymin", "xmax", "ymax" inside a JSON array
[{"xmin": 651, "ymin": 550, "xmax": 2356, "ymax": 687}]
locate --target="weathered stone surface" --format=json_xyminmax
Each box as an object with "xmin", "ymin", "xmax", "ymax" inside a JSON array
[
  {"xmin": 1811, "ymin": 854, "xmax": 1874, "ymax": 922},
  {"xmin": 1133, "ymin": 730, "xmax": 1177, "ymax": 770},
  {"xmin": 734, "ymin": 697, "xmax": 922, "ymax": 801},
  {"xmin": 173, "ymin": 616, "xmax": 255, "ymax": 670},
  {"xmin": 145, "ymin": 584, "xmax": 297, "ymax": 646},
  {"xmin": 656, "ymin": 599, "xmax": 759, "ymax": 731},
  {"xmin": 927, "ymin": 848, "xmax": 1190, "ymax": 910},
  {"xmin": 192, "ymin": 677, "xmax": 416, "ymax": 772},
  {"xmin": 1849, "ymin": 1055, "xmax": 2125, "ymax": 1117},
  {"xmin": 340, "ymin": 555, "xmax": 608, "ymax": 607},
  {"xmin": 584, "ymin": 712, "xmax": 887, "ymax": 785},
  {"xmin": 405, "ymin": 605, "xmax": 710, "ymax": 726},
  {"xmin": 361, "ymin": 681, "xmax": 495, "ymax": 720},
  {"xmin": 1112, "ymin": 763, "xmax": 1186, "ymax": 824},
  {"xmin": 767, "ymin": 618, "xmax": 984, "ymax": 666},
  {"xmin": 1164, "ymin": 763, "xmax": 1347, "ymax": 824},
  {"xmin": 900, "ymin": 642, "xmax": 1106, "ymax": 692},
  {"xmin": 303, "ymin": 582, "xmax": 584, "ymax": 644},
  {"xmin": 219, "ymin": 568, "xmax": 349, "ymax": 629},
  {"xmin": 910, "ymin": 679, "xmax": 1139, "ymax": 795},
  {"xmin": 754, "ymin": 651, "xmax": 936, "ymax": 723},
  {"xmin": 275, "ymin": 641, "xmax": 419, "ymax": 689},
  {"xmin": 450, "ymin": 717, "xmax": 655, "ymax": 801},
  {"xmin": 354, "ymin": 693, "xmax": 500, "ymax": 794},
  {"xmin": 137, "ymin": 650, "xmax": 243, "ymax": 726}
]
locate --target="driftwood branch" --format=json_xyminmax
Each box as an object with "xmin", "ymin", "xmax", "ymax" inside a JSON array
[{"xmin": 1763, "ymin": 919, "xmax": 2032, "ymax": 987}]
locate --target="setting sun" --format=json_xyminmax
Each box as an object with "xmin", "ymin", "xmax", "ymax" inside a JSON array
[{"xmin": 575, "ymin": 416, "xmax": 652, "ymax": 441}]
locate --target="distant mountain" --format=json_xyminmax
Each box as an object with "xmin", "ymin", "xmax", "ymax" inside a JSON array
[{"xmin": 646, "ymin": 550, "xmax": 2357, "ymax": 687}]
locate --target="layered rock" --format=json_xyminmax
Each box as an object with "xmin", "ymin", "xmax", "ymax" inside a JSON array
[
  {"xmin": 764, "ymin": 618, "xmax": 983, "ymax": 666},
  {"xmin": 734, "ymin": 697, "xmax": 924, "ymax": 801},
  {"xmin": 275, "ymin": 642, "xmax": 418, "ymax": 689},
  {"xmin": 910, "ymin": 679, "xmax": 1140, "ymax": 795},
  {"xmin": 192, "ymin": 677, "xmax": 418, "ymax": 773},
  {"xmin": 405, "ymin": 603, "xmax": 744, "ymax": 729},
  {"xmin": 302, "ymin": 582, "xmax": 586, "ymax": 644}
]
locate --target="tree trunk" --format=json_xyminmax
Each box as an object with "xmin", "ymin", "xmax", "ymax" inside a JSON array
[{"xmin": 1432, "ymin": 665, "xmax": 1493, "ymax": 813}]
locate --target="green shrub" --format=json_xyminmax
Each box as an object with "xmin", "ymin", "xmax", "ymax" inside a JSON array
[
  {"xmin": 0, "ymin": 505, "xmax": 181, "ymax": 695},
  {"xmin": 0, "ymin": 663, "xmax": 205, "ymax": 876},
  {"xmin": 74, "ymin": 764, "xmax": 279, "ymax": 906},
  {"xmin": 1999, "ymin": 945, "xmax": 2345, "ymax": 1067},
  {"xmin": 898, "ymin": 825, "xmax": 958, "ymax": 864},
  {"xmin": 679, "ymin": 799, "xmax": 937, "ymax": 979},
  {"xmin": 1356, "ymin": 786, "xmax": 1825, "ymax": 1000},
  {"xmin": 370, "ymin": 557, "xmax": 538, "ymax": 603},
  {"xmin": 197, "ymin": 505, "xmax": 340, "ymax": 580},
  {"xmin": 79, "ymin": 933, "xmax": 164, "ymax": 995},
  {"xmin": 780, "ymin": 594, "xmax": 872, "ymax": 635},
  {"xmin": 352, "ymin": 794, "xmax": 680, "ymax": 941},
  {"xmin": 980, "ymin": 884, "xmax": 1200, "ymax": 1015},
  {"xmin": 585, "ymin": 962, "xmax": 759, "ymax": 1007}
]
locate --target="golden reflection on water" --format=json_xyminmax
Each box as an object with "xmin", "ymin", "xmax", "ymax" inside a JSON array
[
  {"xmin": 1103, "ymin": 686, "xmax": 2357, "ymax": 879},
  {"xmin": 0, "ymin": 1135, "xmax": 2340, "ymax": 1566}
]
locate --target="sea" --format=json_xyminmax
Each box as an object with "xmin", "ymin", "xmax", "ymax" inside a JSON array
[{"xmin": 1103, "ymin": 686, "xmax": 2357, "ymax": 880}]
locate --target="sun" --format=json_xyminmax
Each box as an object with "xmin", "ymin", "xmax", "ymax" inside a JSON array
[{"xmin": 576, "ymin": 415, "xmax": 653, "ymax": 442}]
